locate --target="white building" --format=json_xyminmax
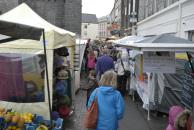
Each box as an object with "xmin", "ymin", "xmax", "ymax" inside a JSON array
[
  {"xmin": 98, "ymin": 16, "xmax": 111, "ymax": 40},
  {"xmin": 81, "ymin": 13, "xmax": 98, "ymax": 40},
  {"xmin": 137, "ymin": 0, "xmax": 194, "ymax": 42}
]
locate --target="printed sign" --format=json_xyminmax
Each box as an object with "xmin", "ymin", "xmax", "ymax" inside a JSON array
[
  {"xmin": 143, "ymin": 52, "xmax": 175, "ymax": 73},
  {"xmin": 181, "ymin": 72, "xmax": 194, "ymax": 110}
]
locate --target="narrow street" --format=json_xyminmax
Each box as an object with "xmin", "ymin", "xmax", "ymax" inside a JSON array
[{"xmin": 64, "ymin": 72, "xmax": 167, "ymax": 130}]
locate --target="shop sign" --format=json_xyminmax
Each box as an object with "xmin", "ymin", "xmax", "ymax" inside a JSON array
[
  {"xmin": 143, "ymin": 52, "xmax": 175, "ymax": 73},
  {"xmin": 181, "ymin": 72, "xmax": 194, "ymax": 110}
]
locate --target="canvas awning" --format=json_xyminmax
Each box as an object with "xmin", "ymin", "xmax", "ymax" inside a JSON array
[
  {"xmin": 0, "ymin": 3, "xmax": 75, "ymax": 48},
  {"xmin": 0, "ymin": 20, "xmax": 43, "ymax": 40},
  {"xmin": 114, "ymin": 35, "xmax": 147, "ymax": 46},
  {"xmin": 116, "ymin": 34, "xmax": 194, "ymax": 52}
]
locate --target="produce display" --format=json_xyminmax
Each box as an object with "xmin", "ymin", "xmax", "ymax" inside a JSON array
[{"xmin": 0, "ymin": 107, "xmax": 63, "ymax": 130}]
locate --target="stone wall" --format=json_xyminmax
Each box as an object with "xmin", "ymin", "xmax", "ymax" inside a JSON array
[
  {"xmin": 0, "ymin": 0, "xmax": 18, "ymax": 14},
  {"xmin": 0, "ymin": 0, "xmax": 81, "ymax": 34},
  {"xmin": 63, "ymin": 0, "xmax": 81, "ymax": 34}
]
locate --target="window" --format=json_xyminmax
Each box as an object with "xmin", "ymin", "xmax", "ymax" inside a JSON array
[
  {"xmin": 0, "ymin": 53, "xmax": 45, "ymax": 103},
  {"xmin": 84, "ymin": 25, "xmax": 87, "ymax": 29}
]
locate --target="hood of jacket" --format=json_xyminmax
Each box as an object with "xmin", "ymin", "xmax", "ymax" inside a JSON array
[
  {"xmin": 174, "ymin": 109, "xmax": 191, "ymax": 130},
  {"xmin": 168, "ymin": 106, "xmax": 184, "ymax": 127},
  {"xmin": 98, "ymin": 86, "xmax": 116, "ymax": 95}
]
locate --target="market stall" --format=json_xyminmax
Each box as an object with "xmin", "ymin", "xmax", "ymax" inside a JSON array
[
  {"xmin": 115, "ymin": 34, "xmax": 194, "ymax": 120},
  {"xmin": 0, "ymin": 3, "xmax": 76, "ymax": 125},
  {"xmin": 74, "ymin": 39, "xmax": 87, "ymax": 92}
]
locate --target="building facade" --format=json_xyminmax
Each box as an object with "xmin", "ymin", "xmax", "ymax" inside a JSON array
[
  {"xmin": 108, "ymin": 0, "xmax": 137, "ymax": 36},
  {"xmin": 109, "ymin": 0, "xmax": 122, "ymax": 36},
  {"xmin": 98, "ymin": 16, "xmax": 111, "ymax": 40},
  {"xmin": 137, "ymin": 0, "xmax": 194, "ymax": 41},
  {"xmin": 81, "ymin": 13, "xmax": 98, "ymax": 40},
  {"xmin": 0, "ymin": 0, "xmax": 81, "ymax": 34}
]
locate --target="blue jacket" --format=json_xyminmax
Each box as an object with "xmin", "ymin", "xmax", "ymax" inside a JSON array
[{"xmin": 87, "ymin": 86, "xmax": 125, "ymax": 130}]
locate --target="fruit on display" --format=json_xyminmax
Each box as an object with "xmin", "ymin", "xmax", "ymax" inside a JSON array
[
  {"xmin": 17, "ymin": 118, "xmax": 25, "ymax": 128},
  {"xmin": 6, "ymin": 126, "xmax": 21, "ymax": 130},
  {"xmin": 0, "ymin": 107, "xmax": 5, "ymax": 113},
  {"xmin": 20, "ymin": 112, "xmax": 34, "ymax": 123},
  {"xmin": 4, "ymin": 114, "xmax": 12, "ymax": 122},
  {"xmin": 1, "ymin": 110, "xmax": 34, "ymax": 129},
  {"xmin": 12, "ymin": 115, "xmax": 20, "ymax": 123},
  {"xmin": 0, "ymin": 107, "xmax": 62, "ymax": 130},
  {"xmin": 36, "ymin": 125, "xmax": 48, "ymax": 130}
]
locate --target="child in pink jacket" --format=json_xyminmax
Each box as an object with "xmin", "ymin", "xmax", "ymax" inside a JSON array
[
  {"xmin": 87, "ymin": 51, "xmax": 96, "ymax": 71},
  {"xmin": 166, "ymin": 106, "xmax": 192, "ymax": 130}
]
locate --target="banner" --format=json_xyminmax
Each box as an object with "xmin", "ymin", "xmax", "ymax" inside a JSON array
[
  {"xmin": 143, "ymin": 52, "xmax": 175, "ymax": 73},
  {"xmin": 181, "ymin": 60, "xmax": 194, "ymax": 110},
  {"xmin": 181, "ymin": 72, "xmax": 194, "ymax": 110}
]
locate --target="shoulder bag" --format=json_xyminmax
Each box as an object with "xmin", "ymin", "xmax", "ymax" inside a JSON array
[
  {"xmin": 83, "ymin": 91, "xmax": 98, "ymax": 128},
  {"xmin": 121, "ymin": 59, "xmax": 131, "ymax": 77}
]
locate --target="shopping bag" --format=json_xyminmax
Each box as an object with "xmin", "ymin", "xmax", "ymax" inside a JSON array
[{"xmin": 83, "ymin": 98, "xmax": 98, "ymax": 128}]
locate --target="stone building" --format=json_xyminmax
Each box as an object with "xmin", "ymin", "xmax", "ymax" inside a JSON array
[
  {"xmin": 109, "ymin": 0, "xmax": 136, "ymax": 36},
  {"xmin": 81, "ymin": 13, "xmax": 98, "ymax": 40},
  {"xmin": 0, "ymin": 0, "xmax": 81, "ymax": 34},
  {"xmin": 98, "ymin": 15, "xmax": 111, "ymax": 40}
]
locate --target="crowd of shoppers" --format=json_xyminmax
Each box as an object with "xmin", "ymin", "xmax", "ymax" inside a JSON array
[{"xmin": 83, "ymin": 38, "xmax": 192, "ymax": 130}]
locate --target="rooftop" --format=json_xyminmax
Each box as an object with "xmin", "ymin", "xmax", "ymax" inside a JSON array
[{"xmin": 82, "ymin": 13, "xmax": 98, "ymax": 24}]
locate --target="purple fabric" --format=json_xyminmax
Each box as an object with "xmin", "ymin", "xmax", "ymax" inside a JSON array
[
  {"xmin": 0, "ymin": 56, "xmax": 25, "ymax": 101},
  {"xmin": 166, "ymin": 106, "xmax": 184, "ymax": 130},
  {"xmin": 96, "ymin": 55, "xmax": 114, "ymax": 76},
  {"xmin": 52, "ymin": 111, "xmax": 60, "ymax": 120}
]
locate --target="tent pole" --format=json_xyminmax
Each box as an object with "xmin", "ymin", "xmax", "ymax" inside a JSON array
[
  {"xmin": 42, "ymin": 30, "xmax": 52, "ymax": 129},
  {"xmin": 147, "ymin": 72, "xmax": 151, "ymax": 120},
  {"xmin": 186, "ymin": 52, "xmax": 194, "ymax": 73}
]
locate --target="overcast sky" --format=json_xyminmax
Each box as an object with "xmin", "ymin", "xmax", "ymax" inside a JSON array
[{"xmin": 82, "ymin": 0, "xmax": 114, "ymax": 18}]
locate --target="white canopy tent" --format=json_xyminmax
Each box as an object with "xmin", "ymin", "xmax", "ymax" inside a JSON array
[
  {"xmin": 115, "ymin": 34, "xmax": 194, "ymax": 120},
  {"xmin": 0, "ymin": 3, "xmax": 76, "ymax": 119},
  {"xmin": 114, "ymin": 35, "xmax": 146, "ymax": 46},
  {"xmin": 115, "ymin": 34, "xmax": 194, "ymax": 52}
]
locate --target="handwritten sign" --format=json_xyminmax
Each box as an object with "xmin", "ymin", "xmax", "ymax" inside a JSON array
[
  {"xmin": 143, "ymin": 52, "xmax": 175, "ymax": 73},
  {"xmin": 181, "ymin": 72, "xmax": 194, "ymax": 110}
]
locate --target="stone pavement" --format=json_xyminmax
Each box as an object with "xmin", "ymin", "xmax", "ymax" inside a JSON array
[
  {"xmin": 64, "ymin": 90, "xmax": 167, "ymax": 130},
  {"xmin": 62, "ymin": 70, "xmax": 194, "ymax": 130},
  {"xmin": 63, "ymin": 73, "xmax": 169, "ymax": 130}
]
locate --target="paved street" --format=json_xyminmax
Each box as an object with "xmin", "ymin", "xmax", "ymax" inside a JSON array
[
  {"xmin": 64, "ymin": 72, "xmax": 168, "ymax": 130},
  {"xmin": 64, "ymin": 90, "xmax": 167, "ymax": 130}
]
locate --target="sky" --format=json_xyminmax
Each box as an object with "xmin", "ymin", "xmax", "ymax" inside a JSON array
[{"xmin": 82, "ymin": 0, "xmax": 115, "ymax": 18}]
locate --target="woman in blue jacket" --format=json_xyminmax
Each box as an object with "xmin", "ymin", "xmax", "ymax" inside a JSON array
[{"xmin": 87, "ymin": 70, "xmax": 125, "ymax": 130}]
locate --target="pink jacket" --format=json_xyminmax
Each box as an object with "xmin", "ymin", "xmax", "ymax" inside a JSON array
[
  {"xmin": 166, "ymin": 106, "xmax": 192, "ymax": 130},
  {"xmin": 87, "ymin": 56, "xmax": 96, "ymax": 69},
  {"xmin": 166, "ymin": 106, "xmax": 184, "ymax": 130}
]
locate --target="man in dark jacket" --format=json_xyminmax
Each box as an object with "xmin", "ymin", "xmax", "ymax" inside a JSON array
[{"xmin": 96, "ymin": 48, "xmax": 114, "ymax": 80}]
